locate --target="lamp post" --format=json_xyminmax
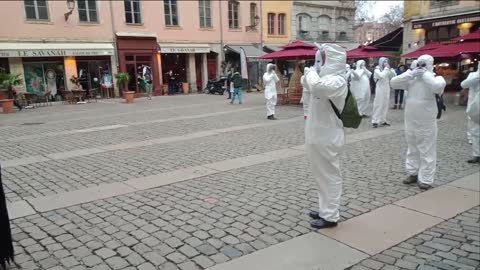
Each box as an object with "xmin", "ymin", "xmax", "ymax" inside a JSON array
[{"xmin": 64, "ymin": 0, "xmax": 75, "ymax": 21}]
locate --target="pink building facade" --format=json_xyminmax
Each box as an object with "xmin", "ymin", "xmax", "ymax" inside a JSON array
[{"xmin": 0, "ymin": 0, "xmax": 262, "ymax": 97}]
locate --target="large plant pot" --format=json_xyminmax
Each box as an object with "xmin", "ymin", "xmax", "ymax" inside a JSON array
[
  {"xmin": 123, "ymin": 91, "xmax": 135, "ymax": 103},
  {"xmin": 182, "ymin": 83, "xmax": 189, "ymax": 94},
  {"xmin": 0, "ymin": 99, "xmax": 14, "ymax": 113},
  {"xmin": 0, "ymin": 91, "xmax": 7, "ymax": 107}
]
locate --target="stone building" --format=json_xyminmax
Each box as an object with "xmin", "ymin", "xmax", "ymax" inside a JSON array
[{"xmin": 353, "ymin": 22, "xmax": 398, "ymax": 45}]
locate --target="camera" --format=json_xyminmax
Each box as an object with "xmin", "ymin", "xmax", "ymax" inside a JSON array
[{"xmin": 417, "ymin": 61, "xmax": 427, "ymax": 68}]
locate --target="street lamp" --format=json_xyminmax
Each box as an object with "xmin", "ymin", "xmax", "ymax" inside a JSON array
[
  {"xmin": 64, "ymin": 0, "xmax": 75, "ymax": 21},
  {"xmin": 246, "ymin": 15, "xmax": 260, "ymax": 32}
]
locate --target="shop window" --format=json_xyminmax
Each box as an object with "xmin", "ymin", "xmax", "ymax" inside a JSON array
[
  {"xmin": 267, "ymin": 13, "xmax": 275, "ymax": 35},
  {"xmin": 24, "ymin": 0, "xmax": 49, "ymax": 21},
  {"xmin": 78, "ymin": 0, "xmax": 98, "ymax": 23},
  {"xmin": 124, "ymin": 0, "xmax": 141, "ymax": 24},
  {"xmin": 278, "ymin": 14, "xmax": 286, "ymax": 35},
  {"xmin": 228, "ymin": 0, "xmax": 239, "ymax": 29},
  {"xmin": 164, "ymin": 0, "xmax": 178, "ymax": 26},
  {"xmin": 250, "ymin": 3, "xmax": 258, "ymax": 29},
  {"xmin": 199, "ymin": 0, "xmax": 211, "ymax": 28},
  {"xmin": 0, "ymin": 58, "xmax": 9, "ymax": 73}
]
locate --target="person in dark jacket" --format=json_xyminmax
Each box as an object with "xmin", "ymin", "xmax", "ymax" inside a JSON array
[
  {"xmin": 393, "ymin": 64, "xmax": 407, "ymax": 109},
  {"xmin": 0, "ymin": 164, "xmax": 14, "ymax": 269}
]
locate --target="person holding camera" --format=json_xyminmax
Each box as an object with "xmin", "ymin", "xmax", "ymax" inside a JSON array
[
  {"xmin": 391, "ymin": 54, "xmax": 446, "ymax": 190},
  {"xmin": 263, "ymin": 63, "xmax": 280, "ymax": 120}
]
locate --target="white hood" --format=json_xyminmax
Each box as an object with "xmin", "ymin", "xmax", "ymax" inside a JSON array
[
  {"xmin": 314, "ymin": 49, "xmax": 323, "ymax": 73},
  {"xmin": 418, "ymin": 55, "xmax": 434, "ymax": 72},
  {"xmin": 378, "ymin": 57, "xmax": 389, "ymax": 71},
  {"xmin": 345, "ymin": 64, "xmax": 351, "ymax": 71},
  {"xmin": 410, "ymin": 60, "xmax": 418, "ymax": 70},
  {"xmin": 355, "ymin": 60, "xmax": 366, "ymax": 70},
  {"xmin": 266, "ymin": 63, "xmax": 274, "ymax": 73},
  {"xmin": 315, "ymin": 43, "xmax": 347, "ymax": 77}
]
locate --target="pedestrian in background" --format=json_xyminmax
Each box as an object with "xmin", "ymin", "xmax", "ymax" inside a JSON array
[
  {"xmin": 350, "ymin": 60, "xmax": 372, "ymax": 117},
  {"xmin": 372, "ymin": 57, "xmax": 396, "ymax": 128},
  {"xmin": 230, "ymin": 69, "xmax": 243, "ymax": 105},
  {"xmin": 226, "ymin": 69, "xmax": 233, "ymax": 100},
  {"xmin": 392, "ymin": 64, "xmax": 407, "ymax": 109},
  {"xmin": 461, "ymin": 63, "xmax": 480, "ymax": 164},
  {"xmin": 391, "ymin": 54, "xmax": 446, "ymax": 190}
]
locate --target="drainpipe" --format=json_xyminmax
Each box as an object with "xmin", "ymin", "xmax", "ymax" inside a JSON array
[
  {"xmin": 260, "ymin": 0, "xmax": 263, "ymax": 49},
  {"xmin": 219, "ymin": 0, "xmax": 224, "ymax": 63},
  {"xmin": 109, "ymin": 0, "xmax": 120, "ymax": 97}
]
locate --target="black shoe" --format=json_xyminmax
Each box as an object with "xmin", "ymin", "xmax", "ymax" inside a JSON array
[
  {"xmin": 310, "ymin": 219, "xmax": 338, "ymax": 229},
  {"xmin": 373, "ymin": 123, "xmax": 379, "ymax": 128},
  {"xmin": 398, "ymin": 105, "xmax": 403, "ymax": 110},
  {"xmin": 392, "ymin": 105, "xmax": 398, "ymax": 109},
  {"xmin": 403, "ymin": 175, "xmax": 418, "ymax": 185},
  {"xmin": 270, "ymin": 115, "xmax": 278, "ymax": 120},
  {"xmin": 418, "ymin": 182, "xmax": 432, "ymax": 190},
  {"xmin": 309, "ymin": 211, "xmax": 320, "ymax": 219},
  {"xmin": 467, "ymin": 157, "xmax": 480, "ymax": 164},
  {"xmin": 381, "ymin": 122, "xmax": 391, "ymax": 127}
]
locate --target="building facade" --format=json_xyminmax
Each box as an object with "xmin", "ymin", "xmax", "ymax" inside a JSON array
[
  {"xmin": 291, "ymin": 0, "xmax": 358, "ymax": 50},
  {"xmin": 0, "ymin": 0, "xmax": 262, "ymax": 97},
  {"xmin": 261, "ymin": 0, "xmax": 292, "ymax": 51},
  {"xmin": 403, "ymin": 0, "xmax": 480, "ymax": 55},
  {"xmin": 353, "ymin": 22, "xmax": 397, "ymax": 45}
]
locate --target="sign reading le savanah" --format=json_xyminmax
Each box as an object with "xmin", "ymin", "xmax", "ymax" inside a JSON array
[
  {"xmin": 0, "ymin": 49, "xmax": 114, "ymax": 57},
  {"xmin": 160, "ymin": 47, "xmax": 210, "ymax": 53}
]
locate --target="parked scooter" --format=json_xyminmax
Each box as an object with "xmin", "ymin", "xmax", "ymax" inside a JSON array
[{"xmin": 205, "ymin": 76, "xmax": 227, "ymax": 95}]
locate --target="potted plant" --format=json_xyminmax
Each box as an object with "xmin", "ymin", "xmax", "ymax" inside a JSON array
[
  {"xmin": 0, "ymin": 73, "xmax": 22, "ymax": 113},
  {"xmin": 114, "ymin": 72, "xmax": 134, "ymax": 103}
]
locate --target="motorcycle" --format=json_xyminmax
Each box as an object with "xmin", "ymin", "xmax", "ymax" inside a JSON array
[{"xmin": 205, "ymin": 76, "xmax": 227, "ymax": 95}]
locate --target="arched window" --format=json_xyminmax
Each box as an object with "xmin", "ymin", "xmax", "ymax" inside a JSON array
[
  {"xmin": 318, "ymin": 15, "xmax": 331, "ymax": 30},
  {"xmin": 336, "ymin": 17, "xmax": 348, "ymax": 32},
  {"xmin": 268, "ymin": 13, "xmax": 275, "ymax": 35},
  {"xmin": 278, "ymin": 14, "xmax": 286, "ymax": 35},
  {"xmin": 297, "ymin": 14, "xmax": 311, "ymax": 32}
]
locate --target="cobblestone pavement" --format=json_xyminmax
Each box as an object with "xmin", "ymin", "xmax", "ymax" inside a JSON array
[
  {"xmin": 349, "ymin": 207, "xmax": 480, "ymax": 270},
  {"xmin": 2, "ymin": 93, "xmax": 479, "ymax": 269}
]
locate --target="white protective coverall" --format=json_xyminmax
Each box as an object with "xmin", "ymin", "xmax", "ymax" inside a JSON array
[
  {"xmin": 263, "ymin": 64, "xmax": 280, "ymax": 117},
  {"xmin": 301, "ymin": 49, "xmax": 322, "ymax": 119},
  {"xmin": 303, "ymin": 44, "xmax": 347, "ymax": 222},
  {"xmin": 350, "ymin": 60, "xmax": 372, "ymax": 116},
  {"xmin": 461, "ymin": 63, "xmax": 480, "ymax": 158},
  {"xmin": 390, "ymin": 54, "xmax": 446, "ymax": 184},
  {"xmin": 372, "ymin": 57, "xmax": 396, "ymax": 124}
]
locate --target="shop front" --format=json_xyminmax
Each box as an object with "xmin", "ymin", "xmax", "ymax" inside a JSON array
[
  {"xmin": 116, "ymin": 33, "xmax": 160, "ymax": 96},
  {"xmin": 0, "ymin": 42, "xmax": 115, "ymax": 100},
  {"xmin": 225, "ymin": 45, "xmax": 266, "ymax": 89},
  {"xmin": 159, "ymin": 44, "xmax": 213, "ymax": 93}
]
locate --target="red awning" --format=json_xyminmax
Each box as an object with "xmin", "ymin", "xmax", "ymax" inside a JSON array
[
  {"xmin": 347, "ymin": 46, "xmax": 392, "ymax": 59},
  {"xmin": 451, "ymin": 30, "xmax": 480, "ymax": 41},
  {"xmin": 280, "ymin": 40, "xmax": 315, "ymax": 49},
  {"xmin": 402, "ymin": 42, "xmax": 442, "ymax": 58},
  {"xmin": 258, "ymin": 48, "xmax": 316, "ymax": 59},
  {"xmin": 429, "ymin": 41, "xmax": 480, "ymax": 57}
]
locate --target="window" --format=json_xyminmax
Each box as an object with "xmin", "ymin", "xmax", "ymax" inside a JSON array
[
  {"xmin": 199, "ymin": 0, "xmax": 211, "ymax": 28},
  {"xmin": 24, "ymin": 0, "xmax": 48, "ymax": 20},
  {"xmin": 250, "ymin": 3, "xmax": 257, "ymax": 28},
  {"xmin": 338, "ymin": 31, "xmax": 347, "ymax": 41},
  {"xmin": 431, "ymin": 0, "xmax": 459, "ymax": 8},
  {"xmin": 318, "ymin": 15, "xmax": 331, "ymax": 30},
  {"xmin": 278, "ymin": 14, "xmax": 286, "ymax": 35},
  {"xmin": 228, "ymin": 1, "xmax": 239, "ymax": 29},
  {"xmin": 267, "ymin": 13, "xmax": 275, "ymax": 35},
  {"xmin": 124, "ymin": 0, "xmax": 141, "ymax": 24},
  {"xmin": 322, "ymin": 31, "xmax": 329, "ymax": 39},
  {"xmin": 78, "ymin": 0, "xmax": 98, "ymax": 23},
  {"xmin": 164, "ymin": 0, "xmax": 178, "ymax": 26},
  {"xmin": 336, "ymin": 17, "xmax": 348, "ymax": 31}
]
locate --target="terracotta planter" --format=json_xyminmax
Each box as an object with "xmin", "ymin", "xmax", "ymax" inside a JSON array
[
  {"xmin": 123, "ymin": 91, "xmax": 135, "ymax": 103},
  {"xmin": 182, "ymin": 83, "xmax": 189, "ymax": 94},
  {"xmin": 0, "ymin": 99, "xmax": 14, "ymax": 113},
  {"xmin": 163, "ymin": 84, "xmax": 169, "ymax": 95},
  {"xmin": 0, "ymin": 91, "xmax": 7, "ymax": 107}
]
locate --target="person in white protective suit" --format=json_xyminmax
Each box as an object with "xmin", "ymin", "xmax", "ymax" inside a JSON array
[
  {"xmin": 391, "ymin": 54, "xmax": 446, "ymax": 189},
  {"xmin": 350, "ymin": 60, "xmax": 372, "ymax": 117},
  {"xmin": 372, "ymin": 57, "xmax": 396, "ymax": 128},
  {"xmin": 461, "ymin": 63, "xmax": 480, "ymax": 163},
  {"xmin": 263, "ymin": 63, "xmax": 280, "ymax": 120},
  {"xmin": 302, "ymin": 43, "xmax": 348, "ymax": 229},
  {"xmin": 345, "ymin": 64, "xmax": 352, "ymax": 82}
]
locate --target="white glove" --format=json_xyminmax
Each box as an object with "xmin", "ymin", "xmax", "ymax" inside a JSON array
[
  {"xmin": 412, "ymin": 68, "xmax": 426, "ymax": 78},
  {"xmin": 304, "ymin": 67, "xmax": 313, "ymax": 76}
]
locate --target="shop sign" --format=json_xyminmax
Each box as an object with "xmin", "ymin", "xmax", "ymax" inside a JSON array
[
  {"xmin": 0, "ymin": 49, "xmax": 114, "ymax": 57},
  {"xmin": 160, "ymin": 47, "xmax": 210, "ymax": 53},
  {"xmin": 412, "ymin": 13, "xmax": 480, "ymax": 29}
]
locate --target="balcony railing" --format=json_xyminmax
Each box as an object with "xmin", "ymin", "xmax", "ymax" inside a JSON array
[{"xmin": 296, "ymin": 31, "xmax": 353, "ymax": 42}]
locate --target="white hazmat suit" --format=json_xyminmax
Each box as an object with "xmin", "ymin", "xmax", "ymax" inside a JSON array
[
  {"xmin": 350, "ymin": 60, "xmax": 372, "ymax": 116},
  {"xmin": 372, "ymin": 57, "xmax": 396, "ymax": 126},
  {"xmin": 461, "ymin": 63, "xmax": 480, "ymax": 160},
  {"xmin": 301, "ymin": 49, "xmax": 322, "ymax": 119},
  {"xmin": 263, "ymin": 64, "xmax": 280, "ymax": 118},
  {"xmin": 390, "ymin": 54, "xmax": 446, "ymax": 185},
  {"xmin": 302, "ymin": 44, "xmax": 347, "ymax": 223}
]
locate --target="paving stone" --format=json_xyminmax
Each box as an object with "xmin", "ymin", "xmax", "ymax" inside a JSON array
[{"xmin": 105, "ymin": 257, "xmax": 129, "ymax": 270}]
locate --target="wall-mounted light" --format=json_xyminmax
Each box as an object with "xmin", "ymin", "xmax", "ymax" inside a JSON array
[
  {"xmin": 64, "ymin": 0, "xmax": 75, "ymax": 21},
  {"xmin": 246, "ymin": 15, "xmax": 260, "ymax": 32}
]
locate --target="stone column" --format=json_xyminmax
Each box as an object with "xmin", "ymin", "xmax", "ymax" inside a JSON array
[
  {"xmin": 8, "ymin": 58, "xmax": 26, "ymax": 93},
  {"xmin": 64, "ymin": 56, "xmax": 78, "ymax": 91},
  {"xmin": 201, "ymin": 53, "xmax": 208, "ymax": 90},
  {"xmin": 187, "ymin": 53, "xmax": 196, "ymax": 93}
]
